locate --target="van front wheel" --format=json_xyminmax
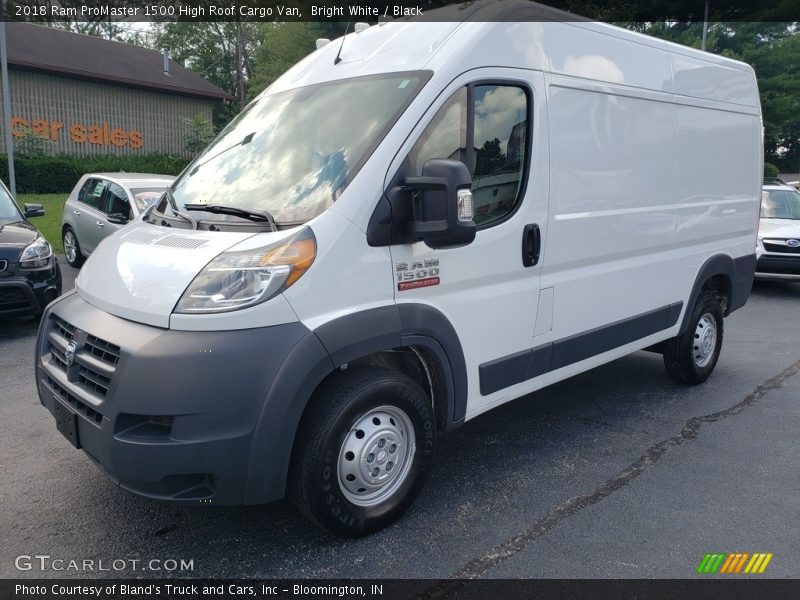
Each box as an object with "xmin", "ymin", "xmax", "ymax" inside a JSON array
[
  {"xmin": 663, "ymin": 292, "xmax": 724, "ymax": 385},
  {"xmin": 290, "ymin": 366, "xmax": 436, "ymax": 537}
]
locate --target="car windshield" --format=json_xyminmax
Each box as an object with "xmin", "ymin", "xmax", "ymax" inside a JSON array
[
  {"xmin": 0, "ymin": 184, "xmax": 21, "ymax": 222},
  {"xmin": 131, "ymin": 188, "xmax": 168, "ymax": 212},
  {"xmin": 761, "ymin": 189, "xmax": 800, "ymax": 220},
  {"xmin": 170, "ymin": 72, "xmax": 427, "ymax": 224}
]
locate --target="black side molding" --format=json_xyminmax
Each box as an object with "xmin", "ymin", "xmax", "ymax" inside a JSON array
[{"xmin": 479, "ymin": 302, "xmax": 683, "ymax": 396}]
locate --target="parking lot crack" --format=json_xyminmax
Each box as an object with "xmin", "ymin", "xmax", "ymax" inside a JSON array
[{"xmin": 419, "ymin": 358, "xmax": 800, "ymax": 596}]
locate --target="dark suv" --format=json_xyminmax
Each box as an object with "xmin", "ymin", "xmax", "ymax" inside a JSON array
[{"xmin": 0, "ymin": 181, "xmax": 62, "ymax": 319}]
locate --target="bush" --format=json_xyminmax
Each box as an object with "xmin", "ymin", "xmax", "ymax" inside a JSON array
[
  {"xmin": 0, "ymin": 154, "xmax": 191, "ymax": 194},
  {"xmin": 764, "ymin": 162, "xmax": 780, "ymax": 179}
]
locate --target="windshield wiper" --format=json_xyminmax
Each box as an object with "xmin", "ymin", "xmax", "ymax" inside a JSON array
[
  {"xmin": 183, "ymin": 204, "xmax": 277, "ymax": 231},
  {"xmin": 158, "ymin": 188, "xmax": 199, "ymax": 230}
]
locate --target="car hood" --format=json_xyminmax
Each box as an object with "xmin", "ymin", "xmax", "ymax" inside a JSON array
[
  {"xmin": 758, "ymin": 218, "xmax": 800, "ymax": 239},
  {"xmin": 76, "ymin": 222, "xmax": 264, "ymax": 328},
  {"xmin": 0, "ymin": 220, "xmax": 39, "ymax": 262}
]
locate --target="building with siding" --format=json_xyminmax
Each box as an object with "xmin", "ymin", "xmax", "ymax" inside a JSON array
[{"xmin": 1, "ymin": 23, "xmax": 229, "ymax": 156}]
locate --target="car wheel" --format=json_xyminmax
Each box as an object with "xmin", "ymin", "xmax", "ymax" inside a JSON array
[
  {"xmin": 290, "ymin": 366, "xmax": 436, "ymax": 537},
  {"xmin": 62, "ymin": 227, "xmax": 85, "ymax": 268},
  {"xmin": 663, "ymin": 291, "xmax": 724, "ymax": 385}
]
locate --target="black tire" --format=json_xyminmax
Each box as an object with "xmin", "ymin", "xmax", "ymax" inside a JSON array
[
  {"xmin": 663, "ymin": 291, "xmax": 724, "ymax": 385},
  {"xmin": 290, "ymin": 366, "xmax": 436, "ymax": 537},
  {"xmin": 62, "ymin": 226, "xmax": 85, "ymax": 268}
]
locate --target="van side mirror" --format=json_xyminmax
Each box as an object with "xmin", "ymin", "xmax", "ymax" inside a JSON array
[
  {"xmin": 389, "ymin": 159, "xmax": 476, "ymax": 249},
  {"xmin": 24, "ymin": 203, "xmax": 44, "ymax": 218}
]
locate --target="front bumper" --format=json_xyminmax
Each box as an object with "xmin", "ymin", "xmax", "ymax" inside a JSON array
[
  {"xmin": 35, "ymin": 291, "xmax": 314, "ymax": 505},
  {"xmin": 755, "ymin": 253, "xmax": 800, "ymax": 278},
  {"xmin": 0, "ymin": 259, "xmax": 61, "ymax": 317}
]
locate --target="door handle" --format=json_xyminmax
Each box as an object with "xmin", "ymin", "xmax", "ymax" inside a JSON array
[
  {"xmin": 522, "ymin": 223, "xmax": 541, "ymax": 267},
  {"xmin": 96, "ymin": 221, "xmax": 105, "ymax": 228},
  {"xmin": 73, "ymin": 210, "xmax": 81, "ymax": 216}
]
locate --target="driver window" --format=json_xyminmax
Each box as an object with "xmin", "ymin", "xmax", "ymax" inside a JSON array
[
  {"xmin": 104, "ymin": 183, "xmax": 131, "ymax": 219},
  {"xmin": 408, "ymin": 83, "xmax": 529, "ymax": 226}
]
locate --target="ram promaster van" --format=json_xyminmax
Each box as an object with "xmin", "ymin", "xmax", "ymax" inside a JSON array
[{"xmin": 36, "ymin": 3, "xmax": 762, "ymax": 536}]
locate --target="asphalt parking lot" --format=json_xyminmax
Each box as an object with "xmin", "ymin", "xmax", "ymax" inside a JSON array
[{"xmin": 1, "ymin": 259, "xmax": 798, "ymax": 579}]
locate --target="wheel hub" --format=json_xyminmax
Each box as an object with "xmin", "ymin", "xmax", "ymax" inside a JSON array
[
  {"xmin": 337, "ymin": 406, "xmax": 415, "ymax": 507},
  {"xmin": 693, "ymin": 313, "xmax": 717, "ymax": 368}
]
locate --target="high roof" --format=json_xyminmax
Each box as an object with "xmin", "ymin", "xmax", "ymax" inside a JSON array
[{"xmin": 6, "ymin": 22, "xmax": 230, "ymax": 101}]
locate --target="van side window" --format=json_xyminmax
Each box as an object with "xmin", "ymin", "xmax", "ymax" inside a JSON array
[
  {"xmin": 78, "ymin": 178, "xmax": 108, "ymax": 210},
  {"xmin": 410, "ymin": 87, "xmax": 467, "ymax": 176},
  {"xmin": 104, "ymin": 183, "xmax": 131, "ymax": 218},
  {"xmin": 409, "ymin": 84, "xmax": 529, "ymax": 226}
]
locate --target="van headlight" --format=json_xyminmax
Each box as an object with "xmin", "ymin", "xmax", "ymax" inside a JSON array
[
  {"xmin": 175, "ymin": 227, "xmax": 316, "ymax": 314},
  {"xmin": 20, "ymin": 237, "xmax": 53, "ymax": 269}
]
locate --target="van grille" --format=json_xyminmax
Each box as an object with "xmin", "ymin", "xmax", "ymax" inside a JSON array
[
  {"xmin": 53, "ymin": 315, "xmax": 76, "ymax": 339},
  {"xmin": 85, "ymin": 335, "xmax": 121, "ymax": 366},
  {"xmin": 47, "ymin": 376, "xmax": 103, "ymax": 425},
  {"xmin": 46, "ymin": 315, "xmax": 120, "ymax": 399}
]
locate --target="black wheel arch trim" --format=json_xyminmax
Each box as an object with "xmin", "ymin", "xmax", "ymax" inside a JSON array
[
  {"xmin": 314, "ymin": 303, "xmax": 467, "ymax": 429},
  {"xmin": 244, "ymin": 303, "xmax": 466, "ymax": 505},
  {"xmin": 679, "ymin": 253, "xmax": 755, "ymax": 335}
]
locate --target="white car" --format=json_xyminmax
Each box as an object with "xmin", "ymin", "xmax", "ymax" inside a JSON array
[
  {"xmin": 35, "ymin": 7, "xmax": 762, "ymax": 537},
  {"xmin": 61, "ymin": 173, "xmax": 175, "ymax": 267},
  {"xmin": 757, "ymin": 181, "xmax": 800, "ymax": 279}
]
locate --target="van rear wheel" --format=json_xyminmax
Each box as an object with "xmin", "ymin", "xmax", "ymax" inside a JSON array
[
  {"xmin": 663, "ymin": 291, "xmax": 724, "ymax": 385},
  {"xmin": 290, "ymin": 366, "xmax": 436, "ymax": 537}
]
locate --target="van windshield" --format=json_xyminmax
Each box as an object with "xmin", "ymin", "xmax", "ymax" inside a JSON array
[
  {"xmin": 170, "ymin": 72, "xmax": 428, "ymax": 224},
  {"xmin": 761, "ymin": 189, "xmax": 800, "ymax": 220}
]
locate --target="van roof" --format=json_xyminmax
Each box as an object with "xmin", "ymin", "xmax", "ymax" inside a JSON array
[{"xmin": 269, "ymin": 0, "xmax": 759, "ymax": 109}]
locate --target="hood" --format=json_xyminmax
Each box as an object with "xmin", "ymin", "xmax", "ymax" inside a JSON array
[
  {"xmin": 0, "ymin": 220, "xmax": 39, "ymax": 262},
  {"xmin": 76, "ymin": 222, "xmax": 260, "ymax": 328},
  {"xmin": 758, "ymin": 218, "xmax": 800, "ymax": 240}
]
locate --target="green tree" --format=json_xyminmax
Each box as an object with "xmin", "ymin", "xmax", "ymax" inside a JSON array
[
  {"xmin": 180, "ymin": 114, "xmax": 216, "ymax": 156},
  {"xmin": 248, "ymin": 22, "xmax": 347, "ymax": 99},
  {"xmin": 152, "ymin": 21, "xmax": 261, "ymax": 128}
]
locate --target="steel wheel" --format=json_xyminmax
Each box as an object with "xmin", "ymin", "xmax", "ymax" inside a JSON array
[
  {"xmin": 692, "ymin": 312, "xmax": 717, "ymax": 368},
  {"xmin": 337, "ymin": 405, "xmax": 416, "ymax": 507}
]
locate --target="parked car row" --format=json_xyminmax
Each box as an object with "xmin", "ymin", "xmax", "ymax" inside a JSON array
[
  {"xmin": 0, "ymin": 179, "xmax": 61, "ymax": 318},
  {"xmin": 757, "ymin": 179, "xmax": 800, "ymax": 280},
  {"xmin": 61, "ymin": 173, "xmax": 174, "ymax": 267}
]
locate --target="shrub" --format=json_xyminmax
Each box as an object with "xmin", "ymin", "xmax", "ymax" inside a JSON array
[
  {"xmin": 763, "ymin": 162, "xmax": 780, "ymax": 179},
  {"xmin": 0, "ymin": 154, "xmax": 191, "ymax": 194}
]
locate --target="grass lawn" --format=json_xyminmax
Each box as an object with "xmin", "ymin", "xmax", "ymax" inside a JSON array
[{"xmin": 18, "ymin": 193, "xmax": 68, "ymax": 254}]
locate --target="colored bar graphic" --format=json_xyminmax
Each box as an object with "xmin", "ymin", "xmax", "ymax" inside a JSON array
[
  {"xmin": 734, "ymin": 553, "xmax": 749, "ymax": 573},
  {"xmin": 758, "ymin": 554, "xmax": 773, "ymax": 573},
  {"xmin": 710, "ymin": 554, "xmax": 725, "ymax": 573},
  {"xmin": 696, "ymin": 554, "xmax": 712, "ymax": 574},
  {"xmin": 697, "ymin": 552, "xmax": 772, "ymax": 574},
  {"xmin": 719, "ymin": 553, "xmax": 736, "ymax": 573}
]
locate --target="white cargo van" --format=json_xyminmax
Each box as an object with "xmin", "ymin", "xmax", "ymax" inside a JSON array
[{"xmin": 36, "ymin": 5, "xmax": 762, "ymax": 536}]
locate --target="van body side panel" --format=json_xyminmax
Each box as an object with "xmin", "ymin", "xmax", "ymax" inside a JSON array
[
  {"xmin": 545, "ymin": 81, "xmax": 688, "ymax": 341},
  {"xmin": 543, "ymin": 74, "xmax": 759, "ymax": 348}
]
